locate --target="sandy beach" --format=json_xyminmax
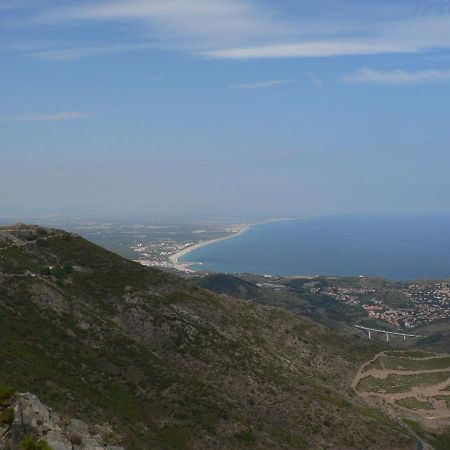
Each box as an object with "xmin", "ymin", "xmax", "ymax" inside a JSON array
[
  {"xmin": 168, "ymin": 223, "xmax": 251, "ymax": 272},
  {"xmin": 167, "ymin": 217, "xmax": 299, "ymax": 272}
]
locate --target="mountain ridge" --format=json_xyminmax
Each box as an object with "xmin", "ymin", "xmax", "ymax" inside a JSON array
[{"xmin": 0, "ymin": 225, "xmax": 414, "ymax": 449}]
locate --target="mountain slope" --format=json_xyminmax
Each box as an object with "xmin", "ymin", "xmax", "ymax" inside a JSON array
[
  {"xmin": 189, "ymin": 273, "xmax": 366, "ymax": 330},
  {"xmin": 193, "ymin": 273, "xmax": 262, "ymax": 300},
  {"xmin": 0, "ymin": 225, "xmax": 414, "ymax": 449}
]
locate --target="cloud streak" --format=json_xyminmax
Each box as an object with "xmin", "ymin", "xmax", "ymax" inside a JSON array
[
  {"xmin": 36, "ymin": 0, "xmax": 289, "ymax": 49},
  {"xmin": 228, "ymin": 79, "xmax": 293, "ymax": 90},
  {"xmin": 207, "ymin": 40, "xmax": 416, "ymax": 60},
  {"xmin": 15, "ymin": 1, "xmax": 450, "ymax": 61},
  {"xmin": 29, "ymin": 43, "xmax": 156, "ymax": 62},
  {"xmin": 343, "ymin": 68, "xmax": 450, "ymax": 84},
  {"xmin": 13, "ymin": 112, "xmax": 96, "ymax": 122}
]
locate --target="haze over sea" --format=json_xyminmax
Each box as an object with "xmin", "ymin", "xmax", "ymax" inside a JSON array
[{"xmin": 181, "ymin": 214, "xmax": 450, "ymax": 281}]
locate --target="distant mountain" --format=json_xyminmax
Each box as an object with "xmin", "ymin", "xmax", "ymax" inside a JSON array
[
  {"xmin": 0, "ymin": 225, "xmax": 414, "ymax": 449},
  {"xmin": 190, "ymin": 273, "xmax": 367, "ymax": 331},
  {"xmin": 192, "ymin": 273, "xmax": 262, "ymax": 300}
]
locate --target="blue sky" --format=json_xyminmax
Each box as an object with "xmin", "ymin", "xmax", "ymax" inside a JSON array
[{"xmin": 2, "ymin": 0, "xmax": 450, "ymax": 218}]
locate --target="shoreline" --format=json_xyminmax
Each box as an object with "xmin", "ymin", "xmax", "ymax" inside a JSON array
[
  {"xmin": 168, "ymin": 223, "xmax": 251, "ymax": 272},
  {"xmin": 167, "ymin": 217, "xmax": 298, "ymax": 272}
]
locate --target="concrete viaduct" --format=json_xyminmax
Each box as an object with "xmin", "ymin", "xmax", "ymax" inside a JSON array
[{"xmin": 355, "ymin": 324, "xmax": 424, "ymax": 342}]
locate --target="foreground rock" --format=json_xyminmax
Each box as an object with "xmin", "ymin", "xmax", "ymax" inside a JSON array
[{"xmin": 1, "ymin": 392, "xmax": 123, "ymax": 450}]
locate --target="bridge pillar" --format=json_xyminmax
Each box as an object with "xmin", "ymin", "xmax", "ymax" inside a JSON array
[
  {"xmin": 368, "ymin": 330, "xmax": 371, "ymax": 340},
  {"xmin": 403, "ymin": 335, "xmax": 406, "ymax": 340},
  {"xmin": 386, "ymin": 333, "xmax": 389, "ymax": 342}
]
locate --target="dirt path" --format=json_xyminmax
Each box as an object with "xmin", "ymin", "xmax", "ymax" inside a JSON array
[
  {"xmin": 353, "ymin": 351, "xmax": 450, "ymax": 425},
  {"xmin": 352, "ymin": 353, "xmax": 450, "ymax": 388}
]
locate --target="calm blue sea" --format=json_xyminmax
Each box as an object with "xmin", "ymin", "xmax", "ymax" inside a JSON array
[{"xmin": 180, "ymin": 214, "xmax": 450, "ymax": 281}]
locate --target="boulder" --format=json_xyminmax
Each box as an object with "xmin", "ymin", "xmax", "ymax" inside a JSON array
[{"xmin": 0, "ymin": 393, "xmax": 124, "ymax": 450}]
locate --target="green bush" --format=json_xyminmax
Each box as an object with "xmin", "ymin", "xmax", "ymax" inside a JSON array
[
  {"xmin": 0, "ymin": 407, "xmax": 14, "ymax": 425},
  {"xmin": 40, "ymin": 266, "xmax": 52, "ymax": 276},
  {"xmin": 51, "ymin": 267, "xmax": 68, "ymax": 280},
  {"xmin": 158, "ymin": 426, "xmax": 190, "ymax": 449},
  {"xmin": 20, "ymin": 435, "xmax": 53, "ymax": 450},
  {"xmin": 63, "ymin": 264, "xmax": 73, "ymax": 274},
  {"xmin": 236, "ymin": 430, "xmax": 256, "ymax": 445},
  {"xmin": 0, "ymin": 386, "xmax": 16, "ymax": 402}
]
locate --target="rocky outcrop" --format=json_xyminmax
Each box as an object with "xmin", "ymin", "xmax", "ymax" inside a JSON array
[{"xmin": 1, "ymin": 393, "xmax": 123, "ymax": 450}]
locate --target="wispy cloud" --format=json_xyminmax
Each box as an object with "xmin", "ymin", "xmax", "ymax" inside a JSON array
[
  {"xmin": 202, "ymin": 13, "xmax": 450, "ymax": 60},
  {"xmin": 35, "ymin": 0, "xmax": 289, "ymax": 49},
  {"xmin": 343, "ymin": 68, "xmax": 450, "ymax": 84},
  {"xmin": 29, "ymin": 43, "xmax": 156, "ymax": 62},
  {"xmin": 13, "ymin": 111, "xmax": 96, "ymax": 122},
  {"xmin": 207, "ymin": 40, "xmax": 416, "ymax": 60},
  {"xmin": 14, "ymin": 1, "xmax": 450, "ymax": 62},
  {"xmin": 228, "ymin": 79, "xmax": 293, "ymax": 90}
]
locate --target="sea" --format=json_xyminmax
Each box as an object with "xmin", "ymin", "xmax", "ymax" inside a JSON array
[{"xmin": 180, "ymin": 214, "xmax": 450, "ymax": 281}]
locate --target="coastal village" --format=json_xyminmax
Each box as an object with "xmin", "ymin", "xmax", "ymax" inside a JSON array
[
  {"xmin": 134, "ymin": 240, "xmax": 196, "ymax": 269},
  {"xmin": 304, "ymin": 282, "xmax": 450, "ymax": 329},
  {"xmin": 132, "ymin": 223, "xmax": 249, "ymax": 271}
]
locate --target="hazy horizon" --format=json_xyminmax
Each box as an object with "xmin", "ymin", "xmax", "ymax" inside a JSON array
[{"xmin": 3, "ymin": 1, "xmax": 450, "ymax": 217}]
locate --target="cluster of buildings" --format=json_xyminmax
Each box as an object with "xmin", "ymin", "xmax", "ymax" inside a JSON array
[
  {"xmin": 404, "ymin": 283, "xmax": 450, "ymax": 304},
  {"xmin": 133, "ymin": 241, "xmax": 194, "ymax": 267},
  {"xmin": 304, "ymin": 282, "xmax": 450, "ymax": 329},
  {"xmin": 313, "ymin": 286, "xmax": 376, "ymax": 306}
]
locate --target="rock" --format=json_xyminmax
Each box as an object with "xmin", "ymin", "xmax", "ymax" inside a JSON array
[{"xmin": 0, "ymin": 393, "xmax": 124, "ymax": 450}]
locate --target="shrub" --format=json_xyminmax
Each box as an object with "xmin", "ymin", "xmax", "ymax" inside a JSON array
[
  {"xmin": 102, "ymin": 432, "xmax": 120, "ymax": 446},
  {"xmin": 40, "ymin": 266, "xmax": 52, "ymax": 276},
  {"xmin": 0, "ymin": 407, "xmax": 14, "ymax": 425},
  {"xmin": 63, "ymin": 264, "xmax": 74, "ymax": 274},
  {"xmin": 236, "ymin": 430, "xmax": 256, "ymax": 444},
  {"xmin": 69, "ymin": 434, "xmax": 82, "ymax": 445},
  {"xmin": 51, "ymin": 267, "xmax": 68, "ymax": 280},
  {"xmin": 20, "ymin": 435, "xmax": 53, "ymax": 450},
  {"xmin": 158, "ymin": 426, "xmax": 190, "ymax": 449},
  {"xmin": 0, "ymin": 386, "xmax": 16, "ymax": 403}
]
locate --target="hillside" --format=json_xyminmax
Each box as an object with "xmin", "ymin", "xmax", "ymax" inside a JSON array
[
  {"xmin": 353, "ymin": 350, "xmax": 450, "ymax": 450},
  {"xmin": 188, "ymin": 272, "xmax": 450, "ymax": 336},
  {"xmin": 193, "ymin": 273, "xmax": 262, "ymax": 300},
  {"xmin": 188, "ymin": 273, "xmax": 368, "ymax": 331},
  {"xmin": 0, "ymin": 225, "xmax": 414, "ymax": 449}
]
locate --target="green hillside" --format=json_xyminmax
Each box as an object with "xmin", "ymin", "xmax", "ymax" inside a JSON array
[{"xmin": 0, "ymin": 225, "xmax": 414, "ymax": 449}]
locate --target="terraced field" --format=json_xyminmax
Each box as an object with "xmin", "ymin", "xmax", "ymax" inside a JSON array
[
  {"xmin": 383, "ymin": 356, "xmax": 450, "ymax": 371},
  {"xmin": 356, "ymin": 371, "xmax": 450, "ymax": 394},
  {"xmin": 353, "ymin": 350, "xmax": 450, "ymax": 449}
]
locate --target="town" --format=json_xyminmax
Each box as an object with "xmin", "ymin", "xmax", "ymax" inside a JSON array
[
  {"xmin": 133, "ymin": 240, "xmax": 196, "ymax": 268},
  {"xmin": 304, "ymin": 282, "xmax": 450, "ymax": 329}
]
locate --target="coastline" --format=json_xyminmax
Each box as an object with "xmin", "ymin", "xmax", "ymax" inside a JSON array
[
  {"xmin": 168, "ymin": 223, "xmax": 251, "ymax": 272},
  {"xmin": 167, "ymin": 217, "xmax": 299, "ymax": 272}
]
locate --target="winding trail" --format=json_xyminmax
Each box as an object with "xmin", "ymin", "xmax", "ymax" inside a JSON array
[{"xmin": 353, "ymin": 351, "xmax": 450, "ymax": 449}]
